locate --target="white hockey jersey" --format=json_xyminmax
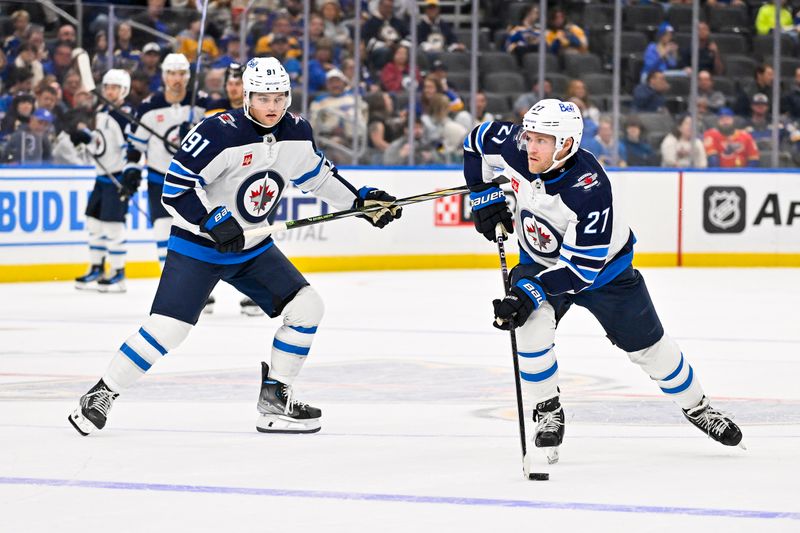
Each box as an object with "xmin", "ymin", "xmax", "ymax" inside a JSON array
[
  {"xmin": 126, "ymin": 92, "xmax": 208, "ymax": 182},
  {"xmin": 464, "ymin": 121, "xmax": 635, "ymax": 296},
  {"xmin": 85, "ymin": 105, "xmax": 131, "ymax": 177},
  {"xmin": 163, "ymin": 109, "xmax": 362, "ymax": 264}
]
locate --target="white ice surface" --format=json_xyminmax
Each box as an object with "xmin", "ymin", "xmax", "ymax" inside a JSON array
[{"xmin": 1, "ymin": 268, "xmax": 799, "ymax": 532}]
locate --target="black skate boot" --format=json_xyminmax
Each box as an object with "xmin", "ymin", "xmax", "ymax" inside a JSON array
[
  {"xmin": 75, "ymin": 262, "xmax": 105, "ymax": 290},
  {"xmin": 256, "ymin": 362, "xmax": 321, "ymax": 434},
  {"xmin": 240, "ymin": 297, "xmax": 264, "ymax": 317},
  {"xmin": 683, "ymin": 396, "xmax": 744, "ymax": 447},
  {"xmin": 68, "ymin": 379, "xmax": 119, "ymax": 436},
  {"xmin": 533, "ymin": 396, "xmax": 565, "ymax": 464},
  {"xmin": 97, "ymin": 268, "xmax": 126, "ymax": 293},
  {"xmin": 202, "ymin": 295, "xmax": 215, "ymax": 314}
]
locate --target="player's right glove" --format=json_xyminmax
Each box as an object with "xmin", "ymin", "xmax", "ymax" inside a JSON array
[
  {"xmin": 469, "ymin": 184, "xmax": 513, "ymax": 242},
  {"xmin": 354, "ymin": 187, "xmax": 402, "ymax": 229},
  {"xmin": 119, "ymin": 167, "xmax": 142, "ymax": 202},
  {"xmin": 493, "ymin": 278, "xmax": 547, "ymax": 330},
  {"xmin": 200, "ymin": 206, "xmax": 245, "ymax": 253}
]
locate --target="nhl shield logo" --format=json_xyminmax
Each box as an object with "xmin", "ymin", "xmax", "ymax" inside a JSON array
[{"xmin": 703, "ymin": 186, "xmax": 746, "ymax": 234}]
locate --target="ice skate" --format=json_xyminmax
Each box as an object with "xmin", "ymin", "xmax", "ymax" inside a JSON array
[
  {"xmin": 533, "ymin": 396, "xmax": 564, "ymax": 464},
  {"xmin": 256, "ymin": 362, "xmax": 321, "ymax": 434},
  {"xmin": 240, "ymin": 297, "xmax": 264, "ymax": 317},
  {"xmin": 97, "ymin": 268, "xmax": 126, "ymax": 293},
  {"xmin": 683, "ymin": 396, "xmax": 744, "ymax": 448},
  {"xmin": 75, "ymin": 263, "xmax": 104, "ymax": 290},
  {"xmin": 202, "ymin": 295, "xmax": 215, "ymax": 314},
  {"xmin": 68, "ymin": 379, "xmax": 119, "ymax": 436}
]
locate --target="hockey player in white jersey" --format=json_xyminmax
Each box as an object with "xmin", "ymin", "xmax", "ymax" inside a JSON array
[
  {"xmin": 68, "ymin": 57, "xmax": 402, "ymax": 436},
  {"xmin": 122, "ymin": 53, "xmax": 209, "ymax": 268},
  {"xmin": 463, "ymin": 99, "xmax": 743, "ymax": 461},
  {"xmin": 72, "ymin": 69, "xmax": 133, "ymax": 292}
]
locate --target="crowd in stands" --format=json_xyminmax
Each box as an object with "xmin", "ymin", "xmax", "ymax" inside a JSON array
[{"xmin": 2, "ymin": 0, "xmax": 800, "ymax": 167}]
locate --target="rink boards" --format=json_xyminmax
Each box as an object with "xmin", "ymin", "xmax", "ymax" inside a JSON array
[{"xmin": 0, "ymin": 166, "xmax": 799, "ymax": 281}]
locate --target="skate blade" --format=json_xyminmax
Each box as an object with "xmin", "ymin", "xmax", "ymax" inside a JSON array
[
  {"xmin": 738, "ymin": 441, "xmax": 747, "ymax": 451},
  {"xmin": 68, "ymin": 409, "xmax": 97, "ymax": 436},
  {"xmin": 98, "ymin": 283, "xmax": 126, "ymax": 294},
  {"xmin": 75, "ymin": 281, "xmax": 99, "ymax": 291},
  {"xmin": 256, "ymin": 413, "xmax": 321, "ymax": 434},
  {"xmin": 545, "ymin": 446, "xmax": 559, "ymax": 464}
]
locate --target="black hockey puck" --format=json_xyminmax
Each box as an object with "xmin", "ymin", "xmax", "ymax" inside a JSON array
[{"xmin": 528, "ymin": 473, "xmax": 550, "ymax": 481}]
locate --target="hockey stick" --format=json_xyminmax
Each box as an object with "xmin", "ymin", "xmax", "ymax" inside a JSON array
[
  {"xmin": 495, "ymin": 224, "xmax": 549, "ymax": 481},
  {"xmin": 244, "ymin": 185, "xmax": 469, "ymax": 238},
  {"xmin": 188, "ymin": 0, "xmax": 211, "ymax": 127},
  {"xmin": 82, "ymin": 145, "xmax": 148, "ymax": 219},
  {"xmin": 72, "ymin": 48, "xmax": 180, "ymax": 151}
]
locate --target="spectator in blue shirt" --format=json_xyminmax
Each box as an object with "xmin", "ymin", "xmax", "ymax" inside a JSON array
[
  {"xmin": 632, "ymin": 71, "xmax": 669, "ymax": 113},
  {"xmin": 641, "ymin": 22, "xmax": 681, "ymax": 82}
]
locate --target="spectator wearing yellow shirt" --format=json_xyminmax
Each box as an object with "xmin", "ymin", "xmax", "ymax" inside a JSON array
[
  {"xmin": 545, "ymin": 7, "xmax": 588, "ymax": 55},
  {"xmin": 177, "ymin": 12, "xmax": 219, "ymax": 63},
  {"xmin": 755, "ymin": 1, "xmax": 797, "ymax": 37},
  {"xmin": 255, "ymin": 14, "xmax": 302, "ymax": 58}
]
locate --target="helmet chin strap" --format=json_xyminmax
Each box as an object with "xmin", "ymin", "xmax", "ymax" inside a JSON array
[{"xmin": 541, "ymin": 138, "xmax": 572, "ymax": 175}]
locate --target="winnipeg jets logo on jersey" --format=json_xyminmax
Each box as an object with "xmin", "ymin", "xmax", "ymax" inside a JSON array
[
  {"xmin": 237, "ymin": 170, "xmax": 286, "ymax": 223},
  {"xmin": 217, "ymin": 113, "xmax": 238, "ymax": 128},
  {"xmin": 573, "ymin": 172, "xmax": 600, "ymax": 190},
  {"xmin": 520, "ymin": 210, "xmax": 562, "ymax": 258}
]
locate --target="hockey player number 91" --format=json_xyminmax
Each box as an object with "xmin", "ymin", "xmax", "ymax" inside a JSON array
[{"xmin": 181, "ymin": 132, "xmax": 210, "ymax": 158}]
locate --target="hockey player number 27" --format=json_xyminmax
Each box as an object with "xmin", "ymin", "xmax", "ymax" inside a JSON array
[
  {"xmin": 584, "ymin": 208, "xmax": 610, "ymax": 234},
  {"xmin": 181, "ymin": 132, "xmax": 210, "ymax": 158}
]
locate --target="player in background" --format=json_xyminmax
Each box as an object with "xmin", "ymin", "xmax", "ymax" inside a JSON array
[
  {"xmin": 68, "ymin": 57, "xmax": 402, "ymax": 437},
  {"xmin": 203, "ymin": 62, "xmax": 263, "ymax": 316},
  {"xmin": 122, "ymin": 53, "xmax": 209, "ymax": 270},
  {"xmin": 72, "ymin": 69, "xmax": 133, "ymax": 293},
  {"xmin": 463, "ymin": 99, "xmax": 743, "ymax": 462}
]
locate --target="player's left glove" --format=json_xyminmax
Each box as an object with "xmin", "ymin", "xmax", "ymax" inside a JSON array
[
  {"xmin": 493, "ymin": 277, "xmax": 547, "ymax": 330},
  {"xmin": 354, "ymin": 187, "xmax": 402, "ymax": 229},
  {"xmin": 200, "ymin": 206, "xmax": 245, "ymax": 253}
]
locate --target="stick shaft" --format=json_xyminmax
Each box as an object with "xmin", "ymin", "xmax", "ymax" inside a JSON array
[
  {"xmin": 189, "ymin": 0, "xmax": 210, "ymax": 125},
  {"xmin": 244, "ymin": 185, "xmax": 469, "ymax": 239},
  {"xmin": 496, "ymin": 226, "xmax": 528, "ymax": 458}
]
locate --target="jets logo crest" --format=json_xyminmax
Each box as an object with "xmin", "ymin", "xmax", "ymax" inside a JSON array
[
  {"xmin": 573, "ymin": 173, "xmax": 600, "ymax": 190},
  {"xmin": 237, "ymin": 170, "xmax": 285, "ymax": 223},
  {"xmin": 520, "ymin": 209, "xmax": 562, "ymax": 258}
]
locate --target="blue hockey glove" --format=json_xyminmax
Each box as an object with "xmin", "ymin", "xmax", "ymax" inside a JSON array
[
  {"xmin": 470, "ymin": 185, "xmax": 513, "ymax": 242},
  {"xmin": 493, "ymin": 278, "xmax": 547, "ymax": 330},
  {"xmin": 119, "ymin": 167, "xmax": 142, "ymax": 202},
  {"xmin": 355, "ymin": 187, "xmax": 402, "ymax": 229},
  {"xmin": 200, "ymin": 206, "xmax": 245, "ymax": 253}
]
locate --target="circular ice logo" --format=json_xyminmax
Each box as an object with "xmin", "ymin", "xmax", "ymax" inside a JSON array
[
  {"xmin": 237, "ymin": 170, "xmax": 285, "ymax": 223},
  {"xmin": 520, "ymin": 209, "xmax": 561, "ymax": 258}
]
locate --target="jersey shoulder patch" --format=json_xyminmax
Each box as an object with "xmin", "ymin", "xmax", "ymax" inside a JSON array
[{"xmin": 558, "ymin": 151, "xmax": 613, "ymax": 215}]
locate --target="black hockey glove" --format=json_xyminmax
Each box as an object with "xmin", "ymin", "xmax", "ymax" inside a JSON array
[
  {"xmin": 69, "ymin": 128, "xmax": 93, "ymax": 146},
  {"xmin": 469, "ymin": 184, "xmax": 513, "ymax": 242},
  {"xmin": 493, "ymin": 278, "xmax": 547, "ymax": 330},
  {"xmin": 119, "ymin": 167, "xmax": 142, "ymax": 202},
  {"xmin": 178, "ymin": 121, "xmax": 193, "ymax": 143},
  {"xmin": 354, "ymin": 187, "xmax": 402, "ymax": 229},
  {"xmin": 200, "ymin": 206, "xmax": 245, "ymax": 253}
]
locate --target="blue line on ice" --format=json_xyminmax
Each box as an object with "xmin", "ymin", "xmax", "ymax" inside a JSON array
[{"xmin": 0, "ymin": 476, "xmax": 797, "ymax": 520}]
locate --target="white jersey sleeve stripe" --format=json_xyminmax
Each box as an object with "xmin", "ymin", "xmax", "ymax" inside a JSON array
[{"xmin": 293, "ymin": 151, "xmax": 324, "ymax": 185}]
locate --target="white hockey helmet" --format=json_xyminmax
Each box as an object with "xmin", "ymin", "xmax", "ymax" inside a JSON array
[
  {"xmin": 242, "ymin": 56, "xmax": 292, "ymax": 127},
  {"xmin": 102, "ymin": 68, "xmax": 131, "ymax": 100},
  {"xmin": 161, "ymin": 53, "xmax": 190, "ymax": 78},
  {"xmin": 522, "ymin": 99, "xmax": 583, "ymax": 173}
]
